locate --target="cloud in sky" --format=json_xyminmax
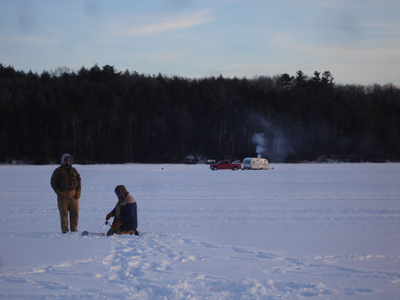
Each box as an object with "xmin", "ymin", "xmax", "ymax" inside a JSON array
[
  {"xmin": 0, "ymin": 0, "xmax": 399, "ymax": 85},
  {"xmin": 113, "ymin": 10, "xmax": 215, "ymax": 38}
]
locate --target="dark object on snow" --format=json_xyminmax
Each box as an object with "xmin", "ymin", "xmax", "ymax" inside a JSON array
[{"xmin": 82, "ymin": 231, "xmax": 105, "ymax": 236}]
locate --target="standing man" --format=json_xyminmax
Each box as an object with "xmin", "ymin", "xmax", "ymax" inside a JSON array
[{"xmin": 51, "ymin": 153, "xmax": 81, "ymax": 233}]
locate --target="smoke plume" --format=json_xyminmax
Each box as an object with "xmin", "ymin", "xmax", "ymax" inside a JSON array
[{"xmin": 252, "ymin": 133, "xmax": 266, "ymax": 158}]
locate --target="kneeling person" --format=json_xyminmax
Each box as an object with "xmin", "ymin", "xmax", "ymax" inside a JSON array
[{"xmin": 106, "ymin": 185, "xmax": 138, "ymax": 236}]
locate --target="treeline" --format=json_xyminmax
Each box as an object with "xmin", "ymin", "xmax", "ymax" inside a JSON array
[{"xmin": 0, "ymin": 63, "xmax": 399, "ymax": 164}]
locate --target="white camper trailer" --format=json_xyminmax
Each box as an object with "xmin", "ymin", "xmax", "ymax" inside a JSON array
[{"xmin": 243, "ymin": 157, "xmax": 269, "ymax": 170}]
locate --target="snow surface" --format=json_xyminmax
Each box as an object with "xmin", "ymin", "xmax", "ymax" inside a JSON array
[{"xmin": 0, "ymin": 163, "xmax": 399, "ymax": 300}]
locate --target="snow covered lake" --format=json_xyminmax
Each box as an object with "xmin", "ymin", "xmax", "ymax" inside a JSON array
[{"xmin": 0, "ymin": 163, "xmax": 399, "ymax": 299}]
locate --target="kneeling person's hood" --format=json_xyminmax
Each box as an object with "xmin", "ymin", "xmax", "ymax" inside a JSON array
[{"xmin": 115, "ymin": 185, "xmax": 129, "ymax": 199}]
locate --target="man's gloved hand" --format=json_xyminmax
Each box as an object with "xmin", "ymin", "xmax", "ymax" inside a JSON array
[
  {"xmin": 106, "ymin": 212, "xmax": 114, "ymax": 220},
  {"xmin": 111, "ymin": 221, "xmax": 122, "ymax": 230},
  {"xmin": 75, "ymin": 189, "xmax": 81, "ymax": 199}
]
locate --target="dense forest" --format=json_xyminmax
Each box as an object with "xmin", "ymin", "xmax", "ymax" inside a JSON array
[{"xmin": 0, "ymin": 63, "xmax": 399, "ymax": 164}]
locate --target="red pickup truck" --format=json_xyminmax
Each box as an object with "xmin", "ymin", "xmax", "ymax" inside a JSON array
[{"xmin": 210, "ymin": 160, "xmax": 242, "ymax": 171}]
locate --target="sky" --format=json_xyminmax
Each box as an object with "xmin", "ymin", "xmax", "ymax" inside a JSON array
[{"xmin": 0, "ymin": 0, "xmax": 399, "ymax": 86}]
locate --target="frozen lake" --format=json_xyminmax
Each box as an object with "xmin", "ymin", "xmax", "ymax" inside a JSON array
[{"xmin": 0, "ymin": 163, "xmax": 399, "ymax": 299}]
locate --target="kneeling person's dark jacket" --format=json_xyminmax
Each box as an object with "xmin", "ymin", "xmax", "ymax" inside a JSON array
[{"xmin": 112, "ymin": 185, "xmax": 138, "ymax": 232}]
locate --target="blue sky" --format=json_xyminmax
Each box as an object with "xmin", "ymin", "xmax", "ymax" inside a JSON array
[{"xmin": 1, "ymin": 0, "xmax": 399, "ymax": 85}]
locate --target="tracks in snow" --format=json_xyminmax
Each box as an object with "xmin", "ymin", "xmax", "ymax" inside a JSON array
[{"xmin": 1, "ymin": 232, "xmax": 397, "ymax": 299}]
